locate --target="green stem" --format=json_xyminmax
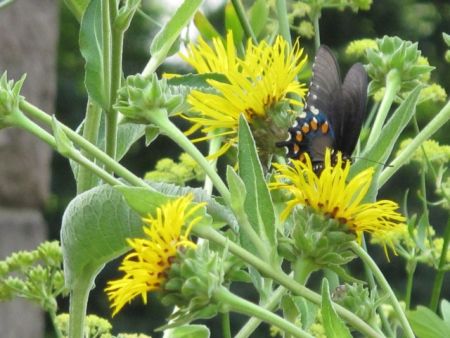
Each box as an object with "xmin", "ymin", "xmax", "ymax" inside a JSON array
[
  {"xmin": 196, "ymin": 226, "xmax": 383, "ymax": 338},
  {"xmin": 378, "ymin": 98, "xmax": 450, "ymax": 187},
  {"xmin": 293, "ymin": 257, "xmax": 316, "ymax": 284},
  {"xmin": 351, "ymin": 242, "xmax": 414, "ymax": 338},
  {"xmin": 214, "ymin": 287, "xmax": 313, "ymax": 338},
  {"xmin": 16, "ymin": 113, "xmax": 123, "ymax": 187},
  {"xmin": 405, "ymin": 259, "xmax": 416, "ymax": 310},
  {"xmin": 21, "ymin": 101, "xmax": 149, "ymax": 188},
  {"xmin": 366, "ymin": 69, "xmax": 401, "ymax": 149},
  {"xmin": 68, "ymin": 266, "xmax": 99, "ymax": 338},
  {"xmin": 77, "ymin": 100, "xmax": 102, "ymax": 194},
  {"xmin": 204, "ymin": 134, "xmax": 222, "ymax": 195},
  {"xmin": 103, "ymin": 0, "xmax": 118, "ymax": 161},
  {"xmin": 153, "ymin": 112, "xmax": 231, "ymax": 204},
  {"xmin": 235, "ymin": 285, "xmax": 287, "ymax": 338},
  {"xmin": 230, "ymin": 0, "xmax": 257, "ymax": 43},
  {"xmin": 221, "ymin": 312, "xmax": 232, "ymax": 338},
  {"xmin": 429, "ymin": 218, "xmax": 450, "ymax": 311},
  {"xmin": 362, "ymin": 237, "xmax": 395, "ymax": 337},
  {"xmin": 275, "ymin": 0, "xmax": 291, "ymax": 46},
  {"xmin": 311, "ymin": 8, "xmax": 321, "ymax": 50},
  {"xmin": 49, "ymin": 309, "xmax": 64, "ymax": 338}
]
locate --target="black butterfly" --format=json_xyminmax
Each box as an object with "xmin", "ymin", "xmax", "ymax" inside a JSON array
[{"xmin": 276, "ymin": 45, "xmax": 368, "ymax": 172}]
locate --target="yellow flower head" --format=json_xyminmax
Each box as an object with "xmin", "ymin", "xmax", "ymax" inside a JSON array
[
  {"xmin": 181, "ymin": 32, "xmax": 308, "ymax": 157},
  {"xmin": 105, "ymin": 195, "xmax": 205, "ymax": 316},
  {"xmin": 271, "ymin": 149, "xmax": 407, "ymax": 250}
]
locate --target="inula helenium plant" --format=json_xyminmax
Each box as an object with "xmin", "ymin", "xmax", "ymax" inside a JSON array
[{"xmin": 1, "ymin": 1, "xmax": 449, "ymax": 338}]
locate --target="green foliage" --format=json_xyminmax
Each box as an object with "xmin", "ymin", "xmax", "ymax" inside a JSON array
[
  {"xmin": 2, "ymin": 1, "xmax": 450, "ymax": 338},
  {"xmin": 237, "ymin": 115, "xmax": 277, "ymax": 252},
  {"xmin": 0, "ymin": 241, "xmax": 66, "ymax": 313},
  {"xmin": 144, "ymin": 153, "xmax": 204, "ymax": 186},
  {"xmin": 61, "ymin": 184, "xmax": 143, "ymax": 287}
]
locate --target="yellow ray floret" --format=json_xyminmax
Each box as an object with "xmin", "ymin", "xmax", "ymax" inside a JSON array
[
  {"xmin": 105, "ymin": 194, "xmax": 205, "ymax": 316},
  {"xmin": 181, "ymin": 32, "xmax": 308, "ymax": 156},
  {"xmin": 271, "ymin": 149, "xmax": 407, "ymax": 249}
]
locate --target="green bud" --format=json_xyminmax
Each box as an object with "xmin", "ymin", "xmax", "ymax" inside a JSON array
[
  {"xmin": 115, "ymin": 0, "xmax": 140, "ymax": 31},
  {"xmin": 332, "ymin": 283, "xmax": 379, "ymax": 324},
  {"xmin": 0, "ymin": 72, "xmax": 26, "ymax": 129},
  {"xmin": 289, "ymin": 210, "xmax": 357, "ymax": 269},
  {"xmin": 366, "ymin": 36, "xmax": 434, "ymax": 95},
  {"xmin": 37, "ymin": 241, "xmax": 63, "ymax": 267},
  {"xmin": 114, "ymin": 74, "xmax": 186, "ymax": 125},
  {"xmin": 159, "ymin": 243, "xmax": 225, "ymax": 326},
  {"xmin": 346, "ymin": 39, "xmax": 378, "ymax": 59}
]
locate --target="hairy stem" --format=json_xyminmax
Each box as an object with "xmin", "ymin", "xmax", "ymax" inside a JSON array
[
  {"xmin": 196, "ymin": 226, "xmax": 383, "ymax": 338},
  {"xmin": 214, "ymin": 287, "xmax": 313, "ymax": 338},
  {"xmin": 77, "ymin": 100, "xmax": 102, "ymax": 193},
  {"xmin": 366, "ymin": 69, "xmax": 401, "ymax": 149},
  {"xmin": 378, "ymin": 98, "xmax": 450, "ymax": 186},
  {"xmin": 230, "ymin": 0, "xmax": 257, "ymax": 43},
  {"xmin": 351, "ymin": 242, "xmax": 414, "ymax": 338}
]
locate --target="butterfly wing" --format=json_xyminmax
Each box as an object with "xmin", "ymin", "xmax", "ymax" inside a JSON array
[
  {"xmin": 332, "ymin": 63, "xmax": 368, "ymax": 156},
  {"xmin": 306, "ymin": 45, "xmax": 341, "ymax": 114}
]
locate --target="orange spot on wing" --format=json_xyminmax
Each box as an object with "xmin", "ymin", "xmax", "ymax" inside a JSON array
[
  {"xmin": 301, "ymin": 123, "xmax": 310, "ymax": 133},
  {"xmin": 321, "ymin": 121, "xmax": 329, "ymax": 134},
  {"xmin": 295, "ymin": 131, "xmax": 303, "ymax": 142},
  {"xmin": 310, "ymin": 118, "xmax": 318, "ymax": 130}
]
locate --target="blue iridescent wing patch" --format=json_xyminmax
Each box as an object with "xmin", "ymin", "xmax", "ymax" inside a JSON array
[{"xmin": 277, "ymin": 45, "xmax": 368, "ymax": 170}]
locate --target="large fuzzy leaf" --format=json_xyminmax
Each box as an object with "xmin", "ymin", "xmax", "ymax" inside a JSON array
[{"xmin": 61, "ymin": 184, "xmax": 142, "ymax": 288}]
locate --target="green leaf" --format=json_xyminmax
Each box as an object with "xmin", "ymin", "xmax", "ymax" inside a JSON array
[
  {"xmin": 237, "ymin": 115, "xmax": 277, "ymax": 249},
  {"xmin": 64, "ymin": 0, "xmax": 90, "ymax": 21},
  {"xmin": 443, "ymin": 33, "xmax": 450, "ymax": 47},
  {"xmin": 351, "ymin": 85, "xmax": 421, "ymax": 197},
  {"xmin": 144, "ymin": 125, "xmax": 160, "ymax": 146},
  {"xmin": 70, "ymin": 118, "xmax": 146, "ymax": 184},
  {"xmin": 167, "ymin": 73, "xmax": 228, "ymax": 88},
  {"xmin": 118, "ymin": 182, "xmax": 235, "ymax": 230},
  {"xmin": 225, "ymin": 2, "xmax": 244, "ymax": 46},
  {"xmin": 226, "ymin": 165, "xmax": 247, "ymax": 212},
  {"xmin": 193, "ymin": 11, "xmax": 221, "ymax": 41},
  {"xmin": 115, "ymin": 186, "xmax": 169, "ymax": 216},
  {"xmin": 281, "ymin": 295, "xmax": 300, "ymax": 323},
  {"xmin": 61, "ymin": 185, "xmax": 143, "ymax": 287},
  {"xmin": 52, "ymin": 116, "xmax": 73, "ymax": 157},
  {"xmin": 408, "ymin": 306, "xmax": 450, "ymax": 338},
  {"xmin": 416, "ymin": 214, "xmax": 428, "ymax": 250},
  {"xmin": 149, "ymin": 0, "xmax": 203, "ymax": 71},
  {"xmin": 249, "ymin": 0, "xmax": 268, "ymax": 38},
  {"xmin": 80, "ymin": 0, "xmax": 114, "ymax": 109},
  {"xmin": 321, "ymin": 279, "xmax": 352, "ymax": 338},
  {"xmin": 440, "ymin": 299, "xmax": 450, "ymax": 323},
  {"xmin": 163, "ymin": 325, "xmax": 210, "ymax": 338}
]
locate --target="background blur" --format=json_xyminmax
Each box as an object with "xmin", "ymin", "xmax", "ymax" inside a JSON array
[{"xmin": 1, "ymin": 0, "xmax": 449, "ymax": 337}]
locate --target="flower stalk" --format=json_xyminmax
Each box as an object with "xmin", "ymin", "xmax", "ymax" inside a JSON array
[
  {"xmin": 213, "ymin": 287, "xmax": 314, "ymax": 338},
  {"xmin": 20, "ymin": 101, "xmax": 150, "ymax": 189},
  {"xmin": 77, "ymin": 100, "xmax": 102, "ymax": 193},
  {"xmin": 195, "ymin": 226, "xmax": 383, "ymax": 338},
  {"xmin": 351, "ymin": 242, "xmax": 415, "ymax": 338},
  {"xmin": 366, "ymin": 69, "xmax": 401, "ymax": 149},
  {"xmin": 378, "ymin": 98, "xmax": 450, "ymax": 187}
]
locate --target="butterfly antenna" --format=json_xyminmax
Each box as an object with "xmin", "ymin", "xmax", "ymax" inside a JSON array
[{"xmin": 352, "ymin": 156, "xmax": 393, "ymax": 168}]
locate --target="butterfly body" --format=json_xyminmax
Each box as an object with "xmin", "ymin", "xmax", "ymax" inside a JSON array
[{"xmin": 277, "ymin": 45, "xmax": 368, "ymax": 172}]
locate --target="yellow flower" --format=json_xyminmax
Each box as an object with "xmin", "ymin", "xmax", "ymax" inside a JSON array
[
  {"xmin": 271, "ymin": 149, "xmax": 407, "ymax": 249},
  {"xmin": 181, "ymin": 32, "xmax": 308, "ymax": 157},
  {"xmin": 105, "ymin": 195, "xmax": 205, "ymax": 316}
]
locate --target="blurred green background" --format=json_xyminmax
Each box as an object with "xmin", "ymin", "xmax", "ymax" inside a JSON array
[{"xmin": 45, "ymin": 0, "xmax": 450, "ymax": 336}]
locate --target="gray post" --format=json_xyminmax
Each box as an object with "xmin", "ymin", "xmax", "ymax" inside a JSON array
[{"xmin": 0, "ymin": 0, "xmax": 58, "ymax": 337}]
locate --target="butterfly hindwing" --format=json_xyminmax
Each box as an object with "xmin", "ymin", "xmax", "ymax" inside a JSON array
[
  {"xmin": 276, "ymin": 45, "xmax": 368, "ymax": 170},
  {"xmin": 333, "ymin": 63, "xmax": 368, "ymax": 156}
]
